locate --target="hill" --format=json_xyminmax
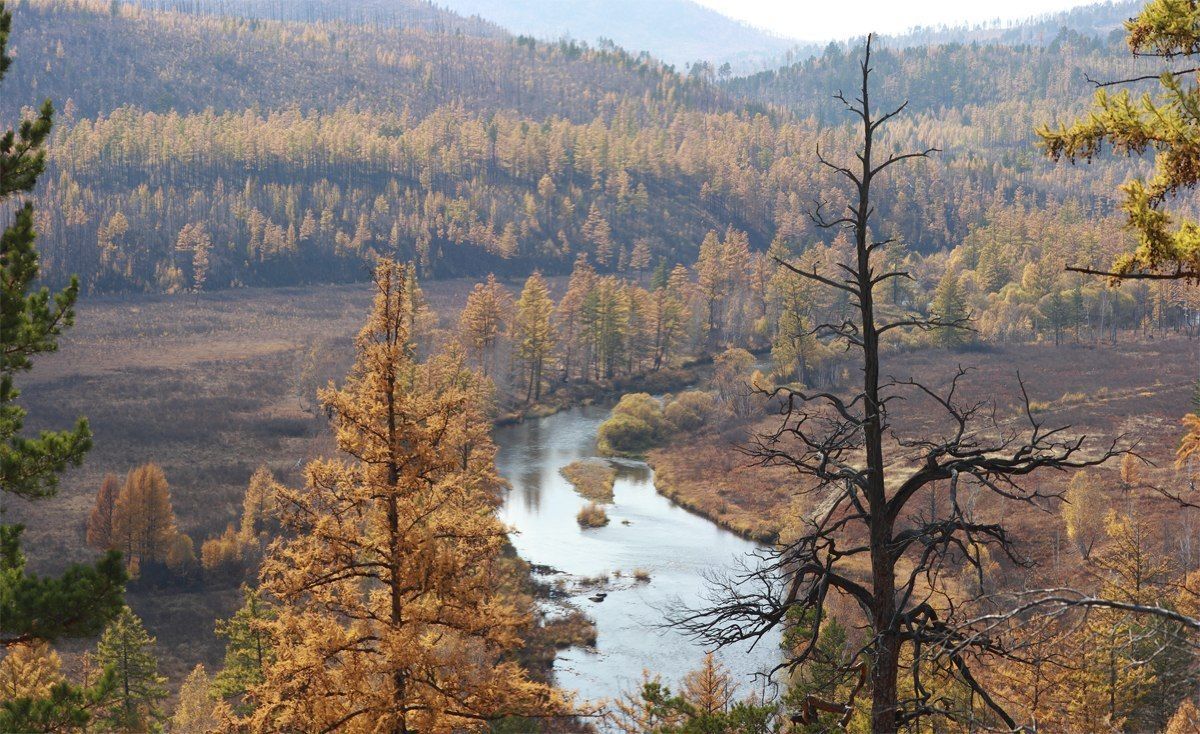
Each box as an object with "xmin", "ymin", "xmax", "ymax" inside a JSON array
[
  {"xmin": 435, "ymin": 0, "xmax": 807, "ymax": 73},
  {"xmin": 4, "ymin": 0, "xmax": 1175, "ymax": 296}
]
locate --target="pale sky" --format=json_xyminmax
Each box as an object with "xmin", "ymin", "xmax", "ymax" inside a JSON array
[{"xmin": 692, "ymin": 0, "xmax": 1099, "ymax": 42}]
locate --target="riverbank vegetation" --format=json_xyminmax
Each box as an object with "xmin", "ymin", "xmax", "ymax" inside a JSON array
[
  {"xmin": 576, "ymin": 503, "xmax": 610, "ymax": 528},
  {"xmin": 559, "ymin": 460, "xmax": 616, "ymax": 503},
  {"xmin": 8, "ymin": 0, "xmax": 1200, "ymax": 729}
]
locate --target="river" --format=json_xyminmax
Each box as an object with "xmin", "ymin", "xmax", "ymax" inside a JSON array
[{"xmin": 495, "ymin": 404, "xmax": 783, "ymax": 705}]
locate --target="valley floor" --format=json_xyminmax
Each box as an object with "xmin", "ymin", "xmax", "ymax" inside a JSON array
[{"xmin": 15, "ymin": 280, "xmax": 1197, "ymax": 692}]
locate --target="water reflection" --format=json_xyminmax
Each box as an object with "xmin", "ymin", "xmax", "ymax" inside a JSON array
[{"xmin": 495, "ymin": 405, "xmax": 782, "ymax": 705}]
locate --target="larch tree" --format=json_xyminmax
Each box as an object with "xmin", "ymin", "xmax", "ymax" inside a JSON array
[
  {"xmin": 556, "ymin": 254, "xmax": 596, "ymax": 381},
  {"xmin": 94, "ymin": 606, "xmax": 167, "ymax": 732},
  {"xmin": 512, "ymin": 270, "xmax": 555, "ymax": 402},
  {"xmin": 649, "ymin": 263, "xmax": 690, "ymax": 371},
  {"xmin": 0, "ymin": 0, "xmax": 125, "ymax": 698},
  {"xmin": 245, "ymin": 259, "xmax": 567, "ymax": 732},
  {"xmin": 86, "ymin": 473, "xmax": 121, "ymax": 551},
  {"xmin": 680, "ymin": 654, "xmax": 736, "ymax": 715},
  {"xmin": 238, "ymin": 464, "xmax": 276, "ymax": 543},
  {"xmin": 0, "ymin": 640, "xmax": 63, "ymax": 700},
  {"xmin": 111, "ymin": 462, "xmax": 180, "ymax": 571},
  {"xmin": 582, "ymin": 202, "xmax": 613, "ymax": 266},
  {"xmin": 457, "ymin": 273, "xmax": 513, "ymax": 379},
  {"xmin": 170, "ymin": 664, "xmax": 228, "ymax": 734},
  {"xmin": 1039, "ymin": 0, "xmax": 1200, "ymax": 282},
  {"xmin": 673, "ymin": 36, "xmax": 1121, "ymax": 733},
  {"xmin": 1063, "ymin": 470, "xmax": 1108, "ymax": 559},
  {"xmin": 695, "ymin": 228, "xmax": 751, "ymax": 352},
  {"xmin": 1168, "ymin": 699, "xmax": 1200, "ymax": 734}
]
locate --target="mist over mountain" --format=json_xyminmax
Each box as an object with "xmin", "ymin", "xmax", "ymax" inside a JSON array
[{"xmin": 435, "ymin": 0, "xmax": 811, "ymax": 73}]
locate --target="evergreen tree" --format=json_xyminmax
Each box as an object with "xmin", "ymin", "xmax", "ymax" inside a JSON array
[
  {"xmin": 931, "ymin": 269, "xmax": 970, "ymax": 348},
  {"xmin": 94, "ymin": 606, "xmax": 167, "ymax": 732},
  {"xmin": 213, "ymin": 585, "xmax": 274, "ymax": 704},
  {"xmin": 0, "ymin": 0, "xmax": 125, "ymax": 658}
]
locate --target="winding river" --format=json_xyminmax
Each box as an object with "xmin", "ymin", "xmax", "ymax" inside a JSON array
[{"xmin": 495, "ymin": 404, "xmax": 783, "ymax": 704}]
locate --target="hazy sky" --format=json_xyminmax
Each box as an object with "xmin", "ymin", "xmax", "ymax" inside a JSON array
[{"xmin": 692, "ymin": 0, "xmax": 1096, "ymax": 41}]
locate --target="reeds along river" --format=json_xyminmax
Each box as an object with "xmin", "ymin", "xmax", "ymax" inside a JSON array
[{"xmin": 495, "ymin": 404, "xmax": 782, "ymax": 704}]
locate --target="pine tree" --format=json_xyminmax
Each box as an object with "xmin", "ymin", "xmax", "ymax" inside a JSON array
[
  {"xmin": 512, "ymin": 271, "xmax": 555, "ymax": 401},
  {"xmin": 244, "ymin": 260, "xmax": 566, "ymax": 731},
  {"xmin": 931, "ymin": 269, "xmax": 970, "ymax": 348},
  {"xmin": 94, "ymin": 606, "xmax": 167, "ymax": 732},
  {"xmin": 86, "ymin": 473, "xmax": 121, "ymax": 551},
  {"xmin": 213, "ymin": 585, "xmax": 274, "ymax": 704},
  {"xmin": 0, "ymin": 0, "xmax": 125, "ymax": 656}
]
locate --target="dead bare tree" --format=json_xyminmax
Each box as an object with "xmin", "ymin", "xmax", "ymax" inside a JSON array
[{"xmin": 670, "ymin": 35, "xmax": 1123, "ymax": 733}]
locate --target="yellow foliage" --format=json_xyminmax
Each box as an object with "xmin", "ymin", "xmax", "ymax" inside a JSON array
[
  {"xmin": 1179, "ymin": 413, "xmax": 1200, "ymax": 469},
  {"xmin": 1167, "ymin": 699, "xmax": 1200, "ymax": 734},
  {"xmin": 0, "ymin": 641, "xmax": 64, "ymax": 699},
  {"xmin": 1062, "ymin": 470, "xmax": 1107, "ymax": 559},
  {"xmin": 244, "ymin": 260, "xmax": 569, "ymax": 732}
]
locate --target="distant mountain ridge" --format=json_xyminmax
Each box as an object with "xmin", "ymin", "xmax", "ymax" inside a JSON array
[
  {"xmin": 134, "ymin": 0, "xmax": 503, "ymax": 35},
  {"xmin": 880, "ymin": 1, "xmax": 1139, "ymax": 48},
  {"xmin": 434, "ymin": 0, "xmax": 811, "ymax": 73}
]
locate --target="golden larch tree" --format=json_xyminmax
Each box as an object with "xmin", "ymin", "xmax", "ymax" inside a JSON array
[
  {"xmin": 111, "ymin": 463, "xmax": 179, "ymax": 569},
  {"xmin": 246, "ymin": 260, "xmax": 567, "ymax": 733},
  {"xmin": 512, "ymin": 270, "xmax": 555, "ymax": 402},
  {"xmin": 681, "ymin": 654, "xmax": 735, "ymax": 714},
  {"xmin": 0, "ymin": 641, "xmax": 64, "ymax": 700},
  {"xmin": 457, "ymin": 273, "xmax": 513, "ymax": 379},
  {"xmin": 86, "ymin": 473, "xmax": 120, "ymax": 551}
]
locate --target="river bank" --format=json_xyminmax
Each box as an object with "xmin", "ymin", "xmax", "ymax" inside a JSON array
[{"xmin": 494, "ymin": 404, "xmax": 783, "ymax": 703}]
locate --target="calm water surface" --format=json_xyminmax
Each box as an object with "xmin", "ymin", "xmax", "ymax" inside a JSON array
[{"xmin": 495, "ymin": 404, "xmax": 783, "ymax": 704}]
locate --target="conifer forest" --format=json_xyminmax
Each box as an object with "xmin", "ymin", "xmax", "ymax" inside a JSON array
[{"xmin": 3, "ymin": 0, "xmax": 1200, "ymax": 731}]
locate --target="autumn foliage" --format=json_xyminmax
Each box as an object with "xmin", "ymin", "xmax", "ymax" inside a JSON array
[{"xmin": 242, "ymin": 260, "xmax": 568, "ymax": 730}]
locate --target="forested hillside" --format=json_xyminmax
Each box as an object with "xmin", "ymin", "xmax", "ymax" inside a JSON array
[{"xmin": 3, "ymin": 0, "xmax": 1183, "ymax": 301}]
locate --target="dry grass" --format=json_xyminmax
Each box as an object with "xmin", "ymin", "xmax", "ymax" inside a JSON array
[
  {"xmin": 576, "ymin": 503, "xmax": 610, "ymax": 528},
  {"xmin": 559, "ymin": 459, "xmax": 617, "ymax": 502},
  {"xmin": 650, "ymin": 338, "xmax": 1198, "ymax": 557},
  {"xmin": 540, "ymin": 610, "xmax": 598, "ymax": 648},
  {"xmin": 14, "ymin": 278, "xmax": 535, "ymax": 683}
]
